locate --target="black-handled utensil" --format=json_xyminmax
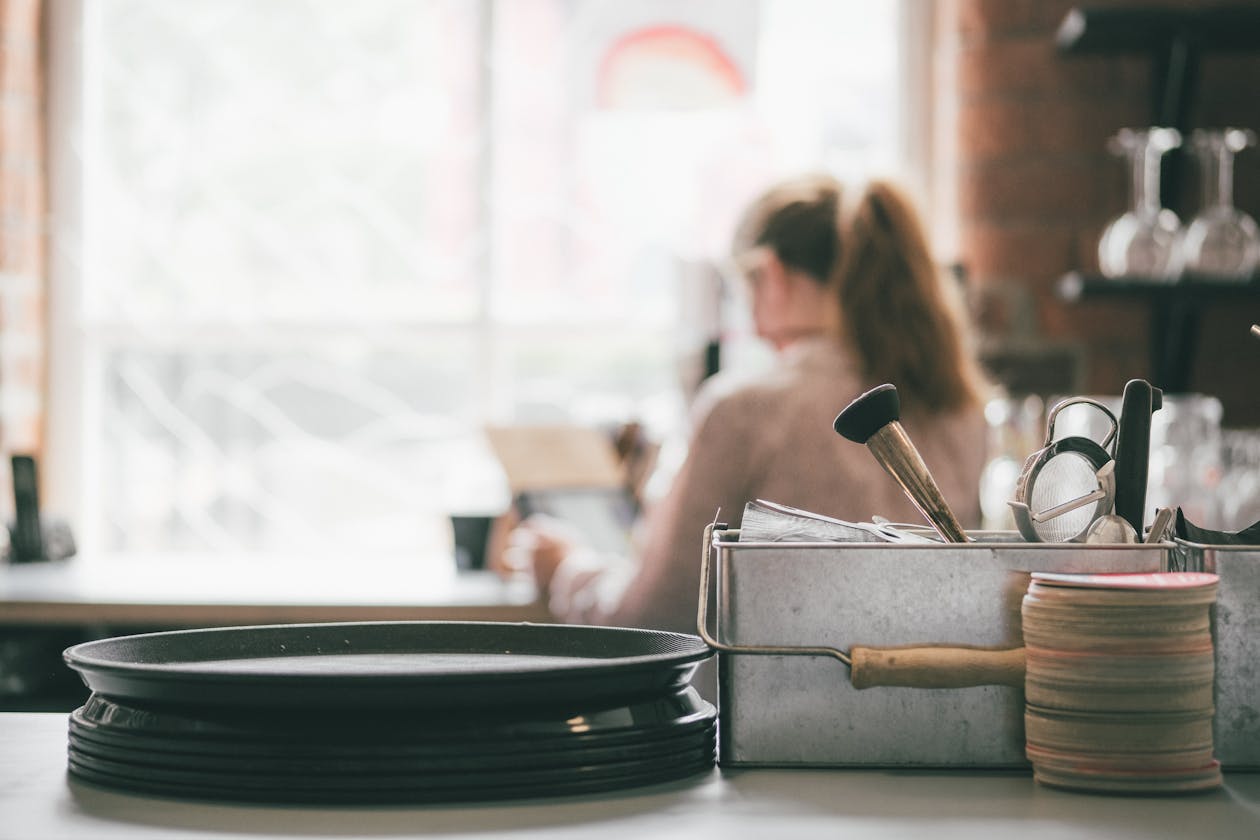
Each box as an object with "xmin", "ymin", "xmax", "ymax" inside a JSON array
[
  {"xmin": 1113, "ymin": 379, "xmax": 1162, "ymax": 537},
  {"xmin": 834, "ymin": 384, "xmax": 969, "ymax": 543}
]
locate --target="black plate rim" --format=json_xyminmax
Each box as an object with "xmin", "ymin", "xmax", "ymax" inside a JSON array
[
  {"xmin": 64, "ymin": 621, "xmax": 710, "ymax": 678},
  {"xmin": 62, "ymin": 621, "xmax": 712, "ymax": 709}
]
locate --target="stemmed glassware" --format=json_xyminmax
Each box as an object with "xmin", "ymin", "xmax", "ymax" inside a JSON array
[
  {"xmin": 1098, "ymin": 127, "xmax": 1183, "ymax": 280},
  {"xmin": 1178, "ymin": 128, "xmax": 1260, "ymax": 281}
]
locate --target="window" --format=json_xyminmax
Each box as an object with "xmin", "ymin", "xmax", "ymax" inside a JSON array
[{"xmin": 47, "ymin": 0, "xmax": 908, "ymax": 561}]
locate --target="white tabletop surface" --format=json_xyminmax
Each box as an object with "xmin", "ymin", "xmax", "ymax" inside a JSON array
[{"xmin": 4, "ymin": 713, "xmax": 1260, "ymax": 840}]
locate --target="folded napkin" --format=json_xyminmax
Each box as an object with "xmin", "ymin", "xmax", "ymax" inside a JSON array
[{"xmin": 1174, "ymin": 508, "xmax": 1260, "ymax": 545}]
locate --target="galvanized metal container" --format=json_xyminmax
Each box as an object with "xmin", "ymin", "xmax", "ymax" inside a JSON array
[
  {"xmin": 1176, "ymin": 538, "xmax": 1260, "ymax": 770},
  {"xmin": 701, "ymin": 527, "xmax": 1170, "ymax": 768}
]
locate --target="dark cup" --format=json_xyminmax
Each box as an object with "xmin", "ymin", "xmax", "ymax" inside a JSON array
[{"xmin": 450, "ymin": 515, "xmax": 494, "ymax": 571}]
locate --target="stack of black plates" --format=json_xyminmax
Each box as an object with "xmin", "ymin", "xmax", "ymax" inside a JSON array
[{"xmin": 63, "ymin": 621, "xmax": 715, "ymax": 804}]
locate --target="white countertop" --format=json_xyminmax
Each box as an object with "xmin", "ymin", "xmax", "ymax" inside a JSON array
[{"xmin": 4, "ymin": 713, "xmax": 1260, "ymax": 840}]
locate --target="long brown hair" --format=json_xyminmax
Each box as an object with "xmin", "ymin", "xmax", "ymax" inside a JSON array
[{"xmin": 733, "ymin": 174, "xmax": 987, "ymax": 414}]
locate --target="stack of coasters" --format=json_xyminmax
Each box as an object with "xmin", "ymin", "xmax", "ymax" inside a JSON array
[{"xmin": 1021, "ymin": 572, "xmax": 1221, "ymax": 794}]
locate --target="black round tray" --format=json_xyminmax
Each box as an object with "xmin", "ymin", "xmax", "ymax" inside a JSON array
[{"xmin": 64, "ymin": 621, "xmax": 711, "ymax": 710}]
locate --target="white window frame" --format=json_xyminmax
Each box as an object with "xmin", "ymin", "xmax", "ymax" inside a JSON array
[{"xmin": 45, "ymin": 0, "xmax": 89, "ymax": 527}]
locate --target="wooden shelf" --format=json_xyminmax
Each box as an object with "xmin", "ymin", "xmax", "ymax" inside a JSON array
[{"xmin": 1057, "ymin": 272, "xmax": 1260, "ymax": 393}]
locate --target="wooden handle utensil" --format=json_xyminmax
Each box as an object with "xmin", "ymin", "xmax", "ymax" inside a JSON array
[{"xmin": 849, "ymin": 645, "xmax": 1026, "ymax": 689}]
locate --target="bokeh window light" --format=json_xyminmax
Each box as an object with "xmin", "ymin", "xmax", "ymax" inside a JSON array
[{"xmin": 58, "ymin": 0, "xmax": 903, "ymax": 559}]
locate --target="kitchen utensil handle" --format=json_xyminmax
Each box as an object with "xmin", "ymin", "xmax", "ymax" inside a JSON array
[
  {"xmin": 866, "ymin": 424, "xmax": 969, "ymax": 543},
  {"xmin": 697, "ymin": 526, "xmax": 1023, "ymax": 688},
  {"xmin": 834, "ymin": 385, "xmax": 969, "ymax": 543},
  {"xmin": 1045, "ymin": 397, "xmax": 1119, "ymax": 450},
  {"xmin": 849, "ymin": 645, "xmax": 1025, "ymax": 689},
  {"xmin": 696, "ymin": 522, "xmax": 852, "ymax": 665},
  {"xmin": 1114, "ymin": 379, "xmax": 1161, "ymax": 536}
]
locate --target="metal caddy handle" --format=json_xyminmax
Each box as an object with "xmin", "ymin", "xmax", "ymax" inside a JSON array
[{"xmin": 696, "ymin": 523, "xmax": 1026, "ymax": 690}]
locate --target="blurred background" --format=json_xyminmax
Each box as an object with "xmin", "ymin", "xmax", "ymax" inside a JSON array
[{"xmin": 1, "ymin": 0, "xmax": 1259, "ymax": 565}]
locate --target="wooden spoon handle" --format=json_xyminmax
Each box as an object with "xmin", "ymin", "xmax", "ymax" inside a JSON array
[{"xmin": 849, "ymin": 645, "xmax": 1025, "ymax": 689}]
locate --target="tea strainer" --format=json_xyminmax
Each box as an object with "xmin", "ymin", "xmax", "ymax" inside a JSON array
[{"xmin": 1009, "ymin": 398, "xmax": 1119, "ymax": 543}]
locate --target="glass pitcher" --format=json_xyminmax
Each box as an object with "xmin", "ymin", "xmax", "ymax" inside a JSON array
[{"xmin": 1097, "ymin": 127, "xmax": 1183, "ymax": 280}]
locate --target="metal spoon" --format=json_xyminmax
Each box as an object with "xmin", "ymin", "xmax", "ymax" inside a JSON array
[{"xmin": 1084, "ymin": 513, "xmax": 1139, "ymax": 544}]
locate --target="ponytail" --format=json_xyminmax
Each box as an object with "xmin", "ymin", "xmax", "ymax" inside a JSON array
[
  {"xmin": 833, "ymin": 180, "xmax": 986, "ymax": 414},
  {"xmin": 733, "ymin": 174, "xmax": 988, "ymax": 416}
]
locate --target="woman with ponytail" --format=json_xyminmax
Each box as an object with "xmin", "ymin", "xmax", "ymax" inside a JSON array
[{"xmin": 499, "ymin": 174, "xmax": 989, "ymax": 676}]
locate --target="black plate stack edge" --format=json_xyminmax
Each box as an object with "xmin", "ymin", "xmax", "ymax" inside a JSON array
[{"xmin": 62, "ymin": 622, "xmax": 716, "ymax": 804}]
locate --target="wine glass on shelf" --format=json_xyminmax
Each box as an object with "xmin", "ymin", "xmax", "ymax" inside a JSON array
[
  {"xmin": 1097, "ymin": 127, "xmax": 1183, "ymax": 281},
  {"xmin": 1178, "ymin": 128, "xmax": 1260, "ymax": 282}
]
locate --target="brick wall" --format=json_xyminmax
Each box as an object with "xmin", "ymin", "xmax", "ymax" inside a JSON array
[
  {"xmin": 943, "ymin": 0, "xmax": 1260, "ymax": 425},
  {"xmin": 0, "ymin": 0, "xmax": 47, "ymax": 486}
]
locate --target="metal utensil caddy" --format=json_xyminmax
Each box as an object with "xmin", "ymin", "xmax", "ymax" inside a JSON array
[
  {"xmin": 1175, "ymin": 538, "xmax": 1260, "ymax": 770},
  {"xmin": 698, "ymin": 524, "xmax": 1173, "ymax": 768}
]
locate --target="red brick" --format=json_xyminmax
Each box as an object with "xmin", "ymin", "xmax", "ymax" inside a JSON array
[
  {"xmin": 0, "ymin": 289, "xmax": 42, "ymax": 331},
  {"xmin": 1081, "ymin": 341, "xmax": 1150, "ymax": 395},
  {"xmin": 958, "ymin": 99, "xmax": 1034, "ymax": 162},
  {"xmin": 958, "ymin": 92, "xmax": 1147, "ymax": 167},
  {"xmin": 971, "ymin": 284, "xmax": 1034, "ymax": 337},
  {"xmin": 958, "ymin": 160, "xmax": 1112, "ymax": 224},
  {"xmin": 1032, "ymin": 98, "xmax": 1148, "ymax": 158},
  {"xmin": 1041, "ymin": 293, "xmax": 1147, "ymax": 346},
  {"xmin": 960, "ymin": 221, "xmax": 1078, "ymax": 282},
  {"xmin": 957, "ymin": 0, "xmax": 1076, "ymax": 44},
  {"xmin": 958, "ymin": 39, "xmax": 1051, "ymax": 98},
  {"xmin": 957, "ymin": 38, "xmax": 1137, "ymax": 102},
  {"xmin": 0, "ymin": 52, "xmax": 39, "ymax": 99},
  {"xmin": 13, "ymin": 354, "xmax": 42, "ymax": 389}
]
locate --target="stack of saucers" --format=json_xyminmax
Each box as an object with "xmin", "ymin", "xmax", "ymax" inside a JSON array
[
  {"xmin": 62, "ymin": 621, "xmax": 716, "ymax": 804},
  {"xmin": 1021, "ymin": 572, "xmax": 1221, "ymax": 794}
]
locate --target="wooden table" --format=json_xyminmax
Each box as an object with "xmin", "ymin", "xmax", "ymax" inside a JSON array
[{"xmin": 0, "ymin": 553, "xmax": 549, "ymax": 627}]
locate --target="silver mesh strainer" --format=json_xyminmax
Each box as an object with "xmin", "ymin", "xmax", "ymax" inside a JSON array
[{"xmin": 1009, "ymin": 398, "xmax": 1118, "ymax": 543}]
